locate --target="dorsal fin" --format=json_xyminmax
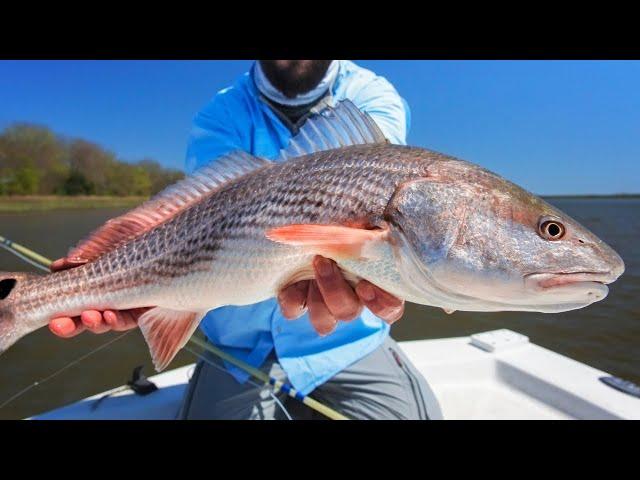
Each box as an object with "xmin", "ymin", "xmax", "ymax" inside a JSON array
[
  {"xmin": 278, "ymin": 99, "xmax": 388, "ymax": 160},
  {"xmin": 67, "ymin": 151, "xmax": 271, "ymax": 263}
]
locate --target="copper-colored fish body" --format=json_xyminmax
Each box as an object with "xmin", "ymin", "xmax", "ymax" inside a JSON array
[{"xmin": 0, "ymin": 101, "xmax": 624, "ymax": 371}]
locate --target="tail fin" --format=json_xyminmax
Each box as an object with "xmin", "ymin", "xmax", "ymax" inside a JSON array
[{"xmin": 0, "ymin": 272, "xmax": 40, "ymax": 354}]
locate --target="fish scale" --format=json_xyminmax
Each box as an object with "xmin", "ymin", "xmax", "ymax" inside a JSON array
[
  {"xmin": 9, "ymin": 145, "xmax": 422, "ymax": 315},
  {"xmin": 0, "ymin": 100, "xmax": 624, "ymax": 372}
]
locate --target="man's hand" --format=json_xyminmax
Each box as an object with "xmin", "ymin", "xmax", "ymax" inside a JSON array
[
  {"xmin": 48, "ymin": 257, "xmax": 148, "ymax": 338},
  {"xmin": 277, "ymin": 255, "xmax": 404, "ymax": 336}
]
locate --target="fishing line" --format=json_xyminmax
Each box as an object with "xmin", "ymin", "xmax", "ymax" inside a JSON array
[
  {"xmin": 0, "ymin": 330, "xmax": 132, "ymax": 411},
  {"xmin": 0, "ymin": 235, "xmax": 142, "ymax": 412},
  {"xmin": 189, "ymin": 335, "xmax": 348, "ymax": 420},
  {"xmin": 0, "ymin": 233, "xmax": 345, "ymax": 420},
  {"xmin": 0, "ymin": 241, "xmax": 50, "ymax": 272},
  {"xmin": 0, "ymin": 236, "xmax": 295, "ymax": 419},
  {"xmin": 184, "ymin": 345, "xmax": 293, "ymax": 420}
]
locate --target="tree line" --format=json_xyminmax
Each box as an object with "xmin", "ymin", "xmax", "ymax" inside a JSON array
[{"xmin": 0, "ymin": 123, "xmax": 184, "ymax": 196}]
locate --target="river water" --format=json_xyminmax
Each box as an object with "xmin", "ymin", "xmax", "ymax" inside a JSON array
[{"xmin": 0, "ymin": 198, "xmax": 638, "ymax": 419}]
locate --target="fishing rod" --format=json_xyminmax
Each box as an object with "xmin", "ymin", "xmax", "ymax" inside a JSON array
[
  {"xmin": 187, "ymin": 336, "xmax": 346, "ymax": 420},
  {"xmin": 0, "ymin": 233, "xmax": 348, "ymax": 420},
  {"xmin": 0, "ymin": 235, "xmax": 52, "ymax": 272}
]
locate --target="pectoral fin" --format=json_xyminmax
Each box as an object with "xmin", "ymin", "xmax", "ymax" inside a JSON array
[
  {"xmin": 138, "ymin": 307, "xmax": 204, "ymax": 372},
  {"xmin": 265, "ymin": 224, "xmax": 389, "ymax": 260}
]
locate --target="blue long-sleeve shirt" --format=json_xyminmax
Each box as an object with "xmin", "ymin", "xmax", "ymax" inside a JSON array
[{"xmin": 185, "ymin": 60, "xmax": 411, "ymax": 395}]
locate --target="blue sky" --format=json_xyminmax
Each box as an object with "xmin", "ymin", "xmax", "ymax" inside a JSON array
[{"xmin": 0, "ymin": 60, "xmax": 638, "ymax": 195}]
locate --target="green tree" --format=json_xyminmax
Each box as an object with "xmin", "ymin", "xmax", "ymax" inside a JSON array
[
  {"xmin": 0, "ymin": 122, "xmax": 183, "ymax": 197},
  {"xmin": 0, "ymin": 124, "xmax": 67, "ymax": 194},
  {"xmin": 127, "ymin": 166, "xmax": 152, "ymax": 196},
  {"xmin": 105, "ymin": 163, "xmax": 152, "ymax": 196},
  {"xmin": 5, "ymin": 166, "xmax": 40, "ymax": 194},
  {"xmin": 62, "ymin": 170, "xmax": 95, "ymax": 195},
  {"xmin": 138, "ymin": 158, "xmax": 184, "ymax": 194},
  {"xmin": 67, "ymin": 139, "xmax": 118, "ymax": 195}
]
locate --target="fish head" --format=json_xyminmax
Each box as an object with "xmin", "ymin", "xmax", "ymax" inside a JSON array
[{"xmin": 387, "ymin": 159, "xmax": 625, "ymax": 313}]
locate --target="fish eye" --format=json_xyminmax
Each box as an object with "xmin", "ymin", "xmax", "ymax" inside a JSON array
[{"xmin": 538, "ymin": 218, "xmax": 565, "ymax": 241}]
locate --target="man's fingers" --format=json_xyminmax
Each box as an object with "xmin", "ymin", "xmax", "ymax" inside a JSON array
[
  {"xmin": 312, "ymin": 256, "xmax": 362, "ymax": 321},
  {"xmin": 356, "ymin": 280, "xmax": 405, "ymax": 324},
  {"xmin": 103, "ymin": 310, "xmax": 123, "ymax": 330},
  {"xmin": 80, "ymin": 310, "xmax": 112, "ymax": 334},
  {"xmin": 104, "ymin": 308, "xmax": 146, "ymax": 331},
  {"xmin": 49, "ymin": 258, "xmax": 67, "ymax": 272},
  {"xmin": 49, "ymin": 257, "xmax": 88, "ymax": 273},
  {"xmin": 103, "ymin": 310, "xmax": 134, "ymax": 331},
  {"xmin": 49, "ymin": 316, "xmax": 86, "ymax": 338},
  {"xmin": 307, "ymin": 280, "xmax": 337, "ymax": 336},
  {"xmin": 118, "ymin": 310, "xmax": 140, "ymax": 330},
  {"xmin": 277, "ymin": 281, "xmax": 310, "ymax": 320},
  {"xmin": 50, "ymin": 307, "xmax": 149, "ymax": 338}
]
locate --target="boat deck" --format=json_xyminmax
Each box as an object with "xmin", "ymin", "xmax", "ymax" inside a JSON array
[{"xmin": 32, "ymin": 329, "xmax": 640, "ymax": 420}]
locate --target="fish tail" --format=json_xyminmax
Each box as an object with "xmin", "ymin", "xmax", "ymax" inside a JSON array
[{"xmin": 0, "ymin": 271, "xmax": 41, "ymax": 354}]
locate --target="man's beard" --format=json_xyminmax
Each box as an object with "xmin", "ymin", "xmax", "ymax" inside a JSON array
[{"xmin": 258, "ymin": 60, "xmax": 333, "ymax": 99}]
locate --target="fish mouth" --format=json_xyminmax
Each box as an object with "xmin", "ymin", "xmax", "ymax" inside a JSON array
[
  {"xmin": 522, "ymin": 271, "xmax": 614, "ymax": 307},
  {"xmin": 525, "ymin": 271, "xmax": 616, "ymax": 289}
]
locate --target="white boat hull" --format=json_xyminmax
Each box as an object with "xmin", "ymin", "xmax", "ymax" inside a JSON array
[{"xmin": 31, "ymin": 329, "xmax": 640, "ymax": 420}]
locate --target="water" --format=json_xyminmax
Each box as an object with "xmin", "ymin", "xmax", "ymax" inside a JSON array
[{"xmin": 0, "ymin": 199, "xmax": 638, "ymax": 419}]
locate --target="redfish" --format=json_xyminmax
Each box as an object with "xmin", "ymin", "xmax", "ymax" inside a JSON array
[{"xmin": 0, "ymin": 101, "xmax": 624, "ymax": 371}]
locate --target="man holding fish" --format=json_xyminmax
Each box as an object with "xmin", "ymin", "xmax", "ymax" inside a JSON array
[
  {"xmin": 46, "ymin": 60, "xmax": 443, "ymax": 419},
  {"xmin": 0, "ymin": 59, "xmax": 623, "ymax": 419}
]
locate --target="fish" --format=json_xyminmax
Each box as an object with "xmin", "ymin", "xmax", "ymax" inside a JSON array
[{"xmin": 0, "ymin": 100, "xmax": 625, "ymax": 371}]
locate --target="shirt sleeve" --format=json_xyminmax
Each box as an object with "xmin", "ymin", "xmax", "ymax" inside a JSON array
[
  {"xmin": 349, "ymin": 75, "xmax": 411, "ymax": 146},
  {"xmin": 184, "ymin": 92, "xmax": 244, "ymax": 174}
]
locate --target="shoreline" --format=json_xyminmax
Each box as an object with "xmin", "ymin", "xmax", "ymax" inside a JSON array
[
  {"xmin": 0, "ymin": 193, "xmax": 638, "ymax": 213},
  {"xmin": 0, "ymin": 196, "xmax": 147, "ymax": 213},
  {"xmin": 543, "ymin": 194, "xmax": 640, "ymax": 200}
]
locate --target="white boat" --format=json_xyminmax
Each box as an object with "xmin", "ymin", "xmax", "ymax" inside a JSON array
[{"xmin": 31, "ymin": 329, "xmax": 640, "ymax": 420}]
